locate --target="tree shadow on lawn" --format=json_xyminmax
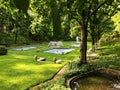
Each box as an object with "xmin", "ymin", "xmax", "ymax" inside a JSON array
[
  {"xmin": 96, "ymin": 44, "xmax": 120, "ymax": 70},
  {"xmin": 100, "ymin": 45, "xmax": 120, "ymax": 57},
  {"xmin": 0, "ymin": 58, "xmax": 62, "ymax": 90}
]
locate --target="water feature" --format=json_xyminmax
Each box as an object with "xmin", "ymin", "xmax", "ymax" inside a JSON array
[
  {"xmin": 69, "ymin": 69, "xmax": 120, "ymax": 90},
  {"xmin": 76, "ymin": 36, "xmax": 79, "ymax": 43},
  {"xmin": 11, "ymin": 46, "xmax": 36, "ymax": 50},
  {"xmin": 75, "ymin": 75, "xmax": 113, "ymax": 90},
  {"xmin": 44, "ymin": 48, "xmax": 75, "ymax": 54},
  {"xmin": 48, "ymin": 41, "xmax": 63, "ymax": 48}
]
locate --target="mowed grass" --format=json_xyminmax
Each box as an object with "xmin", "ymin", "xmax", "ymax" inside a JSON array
[
  {"xmin": 0, "ymin": 41, "xmax": 91, "ymax": 90},
  {"xmin": 95, "ymin": 39, "xmax": 120, "ymax": 70}
]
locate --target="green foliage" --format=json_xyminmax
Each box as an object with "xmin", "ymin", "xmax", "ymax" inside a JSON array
[
  {"xmin": 0, "ymin": 41, "xmax": 80, "ymax": 90},
  {"xmin": 96, "ymin": 38, "xmax": 120, "ymax": 70},
  {"xmin": 13, "ymin": 0, "xmax": 30, "ymax": 13},
  {"xmin": 0, "ymin": 33, "xmax": 11, "ymax": 44},
  {"xmin": 42, "ymin": 76, "xmax": 66, "ymax": 90},
  {"xmin": 64, "ymin": 62, "xmax": 98, "ymax": 80},
  {"xmin": 0, "ymin": 46, "xmax": 7, "ymax": 55},
  {"xmin": 96, "ymin": 55, "xmax": 120, "ymax": 70},
  {"xmin": 0, "ymin": 32, "xmax": 32, "ymax": 44},
  {"xmin": 0, "ymin": 2, "xmax": 12, "ymax": 26},
  {"xmin": 0, "ymin": 0, "xmax": 3, "ymax": 4},
  {"xmin": 42, "ymin": 39, "xmax": 120, "ymax": 90},
  {"xmin": 41, "ymin": 62, "xmax": 99, "ymax": 90},
  {"xmin": 0, "ymin": 1, "xmax": 31, "ymax": 43},
  {"xmin": 43, "ymin": 60, "xmax": 100, "ymax": 89},
  {"xmin": 112, "ymin": 11, "xmax": 120, "ymax": 33},
  {"xmin": 70, "ymin": 20, "xmax": 80, "ymax": 38},
  {"xmin": 50, "ymin": 0, "xmax": 63, "ymax": 40}
]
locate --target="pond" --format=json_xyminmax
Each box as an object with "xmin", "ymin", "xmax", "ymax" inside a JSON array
[
  {"xmin": 69, "ymin": 69, "xmax": 120, "ymax": 90},
  {"xmin": 11, "ymin": 46, "xmax": 36, "ymax": 50},
  {"xmin": 44, "ymin": 48, "xmax": 75, "ymax": 54},
  {"xmin": 75, "ymin": 75, "xmax": 113, "ymax": 90}
]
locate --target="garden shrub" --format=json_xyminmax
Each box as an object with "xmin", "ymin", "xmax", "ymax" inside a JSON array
[
  {"xmin": 0, "ymin": 46, "xmax": 7, "ymax": 55},
  {"xmin": 40, "ymin": 62, "xmax": 101, "ymax": 90}
]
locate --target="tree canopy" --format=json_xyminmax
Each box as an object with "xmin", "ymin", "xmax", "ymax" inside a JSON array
[{"xmin": 0, "ymin": 0, "xmax": 120, "ymax": 65}]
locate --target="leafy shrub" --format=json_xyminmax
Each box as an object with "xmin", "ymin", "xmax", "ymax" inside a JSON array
[
  {"xmin": 40, "ymin": 62, "xmax": 101, "ymax": 90},
  {"xmin": 65, "ymin": 62, "xmax": 99, "ymax": 80},
  {"xmin": 0, "ymin": 46, "xmax": 7, "ymax": 55}
]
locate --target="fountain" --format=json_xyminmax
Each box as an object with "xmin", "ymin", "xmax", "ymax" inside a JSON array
[
  {"xmin": 67, "ymin": 68, "xmax": 120, "ymax": 90},
  {"xmin": 70, "ymin": 36, "xmax": 80, "ymax": 48},
  {"xmin": 76, "ymin": 36, "xmax": 79, "ymax": 43},
  {"xmin": 48, "ymin": 41, "xmax": 63, "ymax": 49},
  {"xmin": 46, "ymin": 41, "xmax": 75, "ymax": 54}
]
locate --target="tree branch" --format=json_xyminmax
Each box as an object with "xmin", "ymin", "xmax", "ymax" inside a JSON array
[{"xmin": 91, "ymin": 0, "xmax": 107, "ymax": 16}]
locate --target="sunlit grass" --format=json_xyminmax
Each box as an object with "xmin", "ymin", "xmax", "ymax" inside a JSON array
[
  {"xmin": 39, "ymin": 39, "xmax": 120, "ymax": 90},
  {"xmin": 0, "ymin": 41, "xmax": 89, "ymax": 90},
  {"xmin": 96, "ymin": 38, "xmax": 120, "ymax": 70}
]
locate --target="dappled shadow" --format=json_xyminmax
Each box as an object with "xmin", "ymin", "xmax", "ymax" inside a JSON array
[{"xmin": 0, "ymin": 55, "xmax": 62, "ymax": 90}]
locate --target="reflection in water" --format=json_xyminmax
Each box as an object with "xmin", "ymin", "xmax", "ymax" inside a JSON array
[{"xmin": 76, "ymin": 76, "xmax": 114, "ymax": 90}]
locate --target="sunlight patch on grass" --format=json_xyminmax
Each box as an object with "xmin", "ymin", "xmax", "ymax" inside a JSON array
[
  {"xmin": 0, "ymin": 75, "xmax": 8, "ymax": 81},
  {"xmin": 0, "ymin": 41, "xmax": 80, "ymax": 89},
  {"xmin": 10, "ymin": 54, "xmax": 31, "ymax": 59},
  {"xmin": 12, "ymin": 63, "xmax": 62, "ymax": 73}
]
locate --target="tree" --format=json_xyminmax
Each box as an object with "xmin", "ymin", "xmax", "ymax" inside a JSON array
[
  {"xmin": 0, "ymin": 0, "xmax": 31, "ymax": 44},
  {"xmin": 12, "ymin": 0, "xmax": 30, "ymax": 14},
  {"xmin": 68, "ymin": 0, "xmax": 120, "ymax": 65},
  {"xmin": 0, "ymin": 1, "xmax": 13, "ymax": 32},
  {"xmin": 89, "ymin": 2, "xmax": 118, "ymax": 52},
  {"xmin": 49, "ymin": 0, "xmax": 63, "ymax": 40}
]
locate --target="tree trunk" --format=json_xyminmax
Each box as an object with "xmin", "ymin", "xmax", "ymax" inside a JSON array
[
  {"xmin": 14, "ymin": 31, "xmax": 18, "ymax": 44},
  {"xmin": 80, "ymin": 25, "xmax": 87, "ymax": 64},
  {"xmin": 51, "ymin": 1, "xmax": 62, "ymax": 40},
  {"xmin": 0, "ymin": 24, "xmax": 4, "ymax": 32},
  {"xmin": 91, "ymin": 34, "xmax": 96, "ymax": 52},
  {"xmin": 14, "ymin": 26, "xmax": 18, "ymax": 44}
]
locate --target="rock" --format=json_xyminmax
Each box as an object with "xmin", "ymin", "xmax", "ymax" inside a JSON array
[
  {"xmin": 53, "ymin": 57, "xmax": 62, "ymax": 64},
  {"xmin": 55, "ymin": 60, "xmax": 62, "ymax": 64},
  {"xmin": 114, "ymin": 83, "xmax": 120, "ymax": 89},
  {"xmin": 34, "ymin": 55, "xmax": 46, "ymax": 62},
  {"xmin": 37, "ymin": 58, "xmax": 46, "ymax": 62}
]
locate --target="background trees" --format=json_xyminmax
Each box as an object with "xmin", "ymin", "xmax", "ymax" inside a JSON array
[
  {"xmin": 89, "ymin": 1, "xmax": 118, "ymax": 52},
  {"xmin": 0, "ymin": 0, "xmax": 120, "ymax": 65},
  {"xmin": 0, "ymin": 0, "xmax": 31, "ymax": 44},
  {"xmin": 66, "ymin": 0, "xmax": 120, "ymax": 64},
  {"xmin": 0, "ymin": 0, "xmax": 79, "ymax": 42}
]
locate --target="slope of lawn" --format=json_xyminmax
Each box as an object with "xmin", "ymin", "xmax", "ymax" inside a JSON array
[
  {"xmin": 36, "ymin": 38, "xmax": 120, "ymax": 90},
  {"xmin": 96, "ymin": 38, "xmax": 120, "ymax": 70},
  {"xmin": 0, "ymin": 41, "xmax": 91, "ymax": 90}
]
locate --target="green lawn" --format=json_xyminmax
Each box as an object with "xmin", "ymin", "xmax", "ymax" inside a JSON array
[
  {"xmin": 0, "ymin": 41, "xmax": 91, "ymax": 90},
  {"xmin": 33, "ymin": 39, "xmax": 120, "ymax": 90},
  {"xmin": 95, "ymin": 39, "xmax": 120, "ymax": 70}
]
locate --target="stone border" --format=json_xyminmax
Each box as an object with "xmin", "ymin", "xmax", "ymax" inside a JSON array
[{"xmin": 66, "ymin": 68, "xmax": 120, "ymax": 90}]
